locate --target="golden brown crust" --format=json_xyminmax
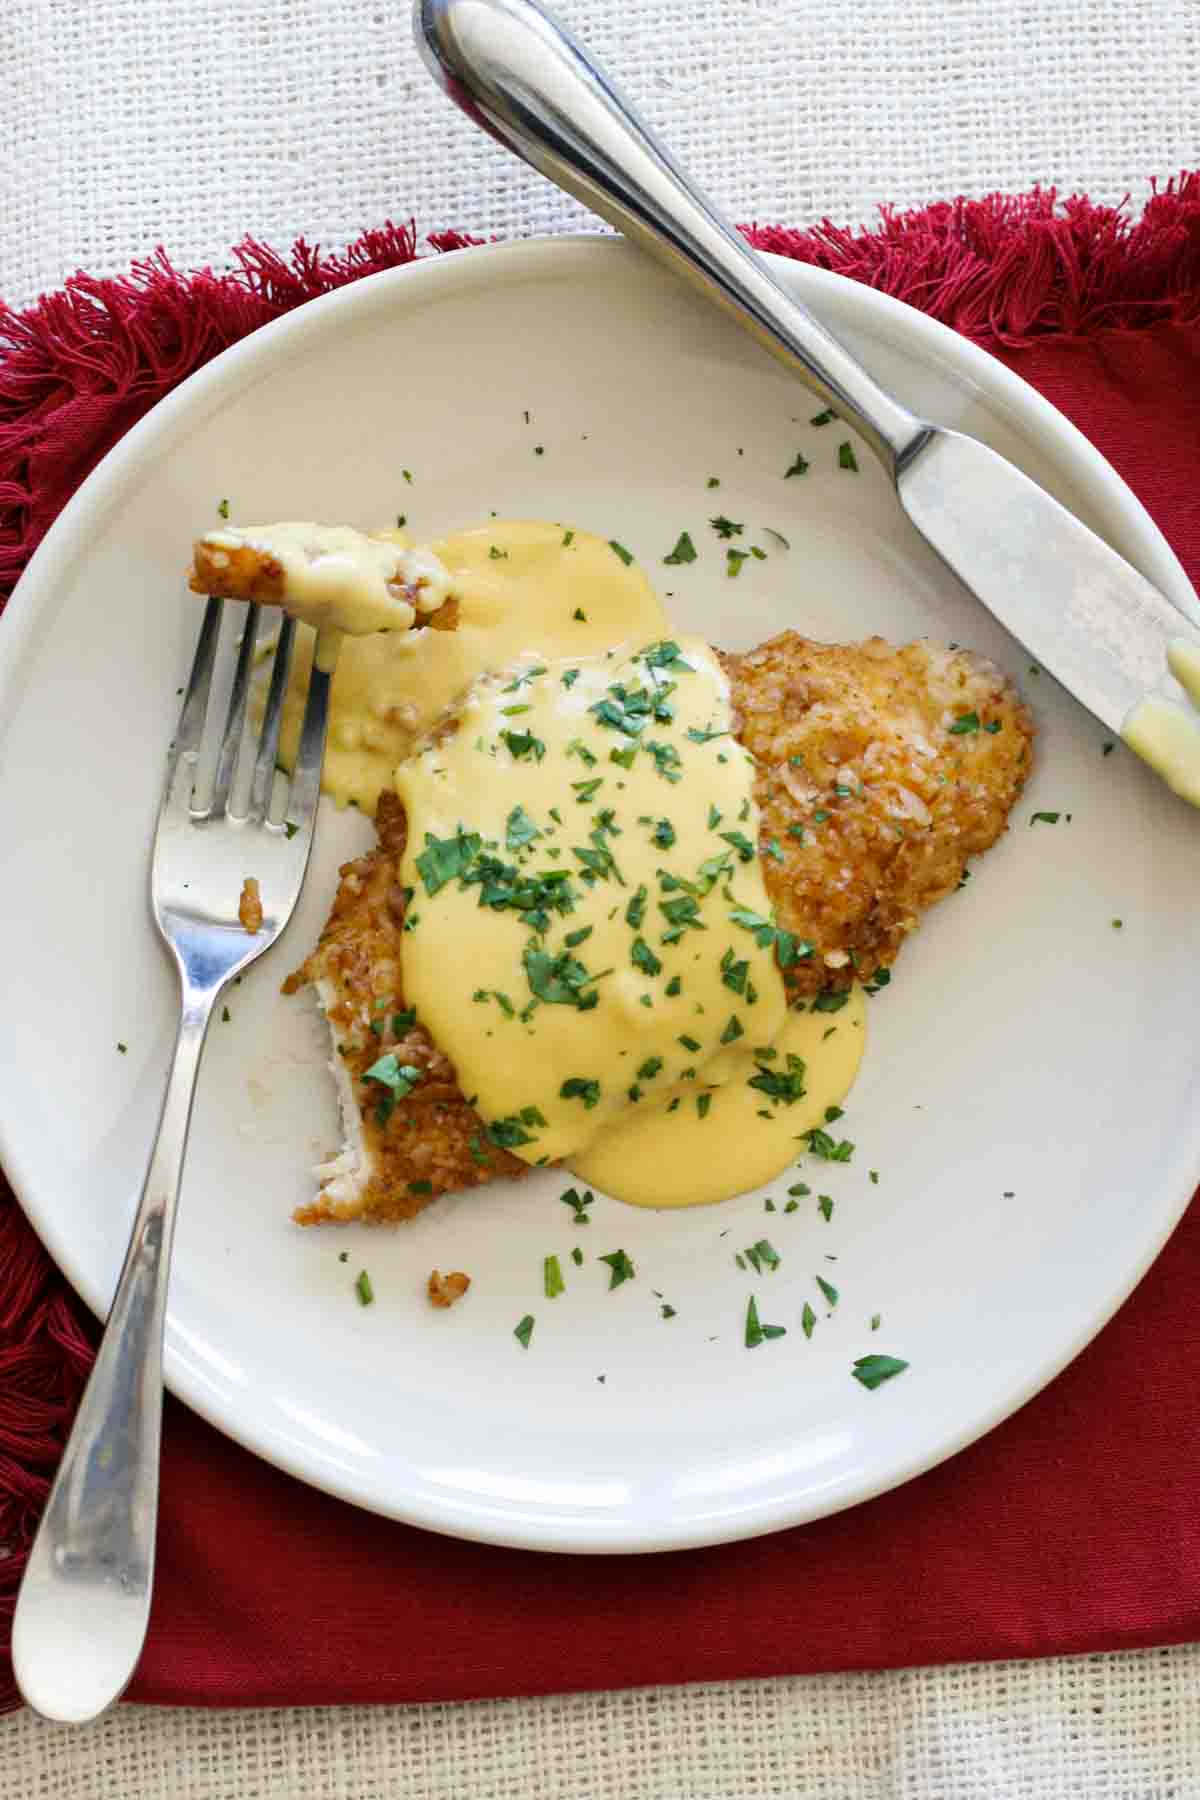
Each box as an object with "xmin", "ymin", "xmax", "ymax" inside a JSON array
[
  {"xmin": 286, "ymin": 791, "xmax": 530, "ymax": 1226},
  {"xmin": 427, "ymin": 1270, "xmax": 471, "ymax": 1307},
  {"xmin": 237, "ymin": 876, "xmax": 263, "ymax": 934},
  {"xmin": 188, "ymin": 540, "xmax": 459, "ymax": 631},
  {"xmin": 723, "ymin": 633, "xmax": 1034, "ymax": 996},
  {"xmin": 190, "ymin": 541, "xmax": 286, "ymax": 604}
]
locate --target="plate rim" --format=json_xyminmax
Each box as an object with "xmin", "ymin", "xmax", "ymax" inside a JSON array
[{"xmin": 2, "ymin": 232, "xmax": 1198, "ymax": 1553}]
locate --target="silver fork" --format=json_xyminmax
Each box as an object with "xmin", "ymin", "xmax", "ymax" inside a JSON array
[{"xmin": 12, "ymin": 599, "xmax": 332, "ymax": 1724}]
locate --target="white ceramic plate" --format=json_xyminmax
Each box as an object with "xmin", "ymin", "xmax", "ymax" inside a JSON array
[{"xmin": 3, "ymin": 238, "xmax": 1199, "ymax": 1553}]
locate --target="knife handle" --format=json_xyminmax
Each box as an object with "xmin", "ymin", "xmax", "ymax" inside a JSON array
[{"xmin": 415, "ymin": 0, "xmax": 931, "ymax": 476}]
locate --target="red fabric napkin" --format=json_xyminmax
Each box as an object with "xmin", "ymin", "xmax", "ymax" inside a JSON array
[{"xmin": 3, "ymin": 180, "xmax": 1200, "ymax": 1712}]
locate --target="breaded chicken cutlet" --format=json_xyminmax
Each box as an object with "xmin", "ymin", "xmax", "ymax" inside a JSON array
[{"xmin": 287, "ymin": 630, "xmax": 1033, "ymax": 1225}]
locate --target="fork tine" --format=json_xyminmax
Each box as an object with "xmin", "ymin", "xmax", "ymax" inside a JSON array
[
  {"xmin": 285, "ymin": 658, "xmax": 335, "ymax": 833},
  {"xmin": 167, "ymin": 596, "xmax": 223, "ymax": 793},
  {"xmin": 247, "ymin": 615, "xmax": 297, "ymax": 825},
  {"xmin": 208, "ymin": 602, "xmax": 261, "ymax": 817}
]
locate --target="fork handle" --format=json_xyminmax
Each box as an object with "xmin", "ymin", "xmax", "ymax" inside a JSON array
[
  {"xmin": 415, "ymin": 0, "xmax": 928, "ymax": 473},
  {"xmin": 12, "ymin": 991, "xmax": 214, "ymax": 1723}
]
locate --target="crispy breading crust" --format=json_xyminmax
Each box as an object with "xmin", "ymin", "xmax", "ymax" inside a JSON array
[
  {"xmin": 289, "ymin": 634, "xmax": 1033, "ymax": 1223},
  {"xmin": 188, "ymin": 539, "xmax": 461, "ymax": 631},
  {"xmin": 722, "ymin": 633, "xmax": 1034, "ymax": 996},
  {"xmin": 283, "ymin": 791, "xmax": 529, "ymax": 1225}
]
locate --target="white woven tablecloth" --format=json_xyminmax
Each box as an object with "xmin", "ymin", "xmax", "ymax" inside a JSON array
[{"xmin": 3, "ymin": 0, "xmax": 1200, "ymax": 1793}]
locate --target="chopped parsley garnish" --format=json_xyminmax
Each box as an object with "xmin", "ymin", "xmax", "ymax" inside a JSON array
[
  {"xmin": 665, "ymin": 975, "xmax": 682, "ymax": 996},
  {"xmin": 816, "ymin": 1275, "xmax": 839, "ymax": 1307},
  {"xmin": 561, "ymin": 668, "xmax": 581, "ymax": 690},
  {"xmin": 631, "ymin": 937, "xmax": 662, "ymax": 976},
  {"xmin": 363, "ymin": 1055, "xmax": 423, "ymax": 1097},
  {"xmin": 544, "ymin": 1255, "xmax": 565, "ymax": 1299},
  {"xmin": 571, "ymin": 777, "xmax": 604, "ymax": 803},
  {"xmin": 726, "ymin": 548, "xmax": 749, "ymax": 578},
  {"xmin": 719, "ymin": 829, "xmax": 755, "ymax": 862},
  {"xmin": 763, "ymin": 527, "xmax": 791, "ymax": 549},
  {"xmin": 864, "ymin": 968, "xmax": 891, "ymax": 996},
  {"xmin": 567, "ymin": 737, "xmax": 597, "ymax": 768},
  {"xmin": 838, "ymin": 441, "xmax": 859, "ymax": 471},
  {"xmin": 661, "ymin": 1303, "xmax": 677, "ymax": 1319},
  {"xmin": 1030, "ymin": 810, "xmax": 1061, "ymax": 825},
  {"xmin": 745, "ymin": 1296, "xmax": 787, "ymax": 1347},
  {"xmin": 871, "ymin": 1313, "xmax": 882, "ymax": 1331},
  {"xmin": 501, "ymin": 727, "xmax": 546, "ymax": 762},
  {"xmin": 748, "ymin": 1055, "xmax": 806, "ymax": 1104},
  {"xmin": 488, "ymin": 1116, "xmax": 538, "ymax": 1148},
  {"xmin": 609, "ymin": 540, "xmax": 634, "ymax": 566},
  {"xmin": 560, "ymin": 1076, "xmax": 602, "ymax": 1109},
  {"xmin": 784, "ymin": 451, "xmax": 809, "ymax": 478},
  {"xmin": 644, "ymin": 739, "xmax": 682, "ymax": 782},
  {"xmin": 744, "ymin": 1238, "xmax": 780, "ymax": 1274},
  {"xmin": 805, "ymin": 1126, "xmax": 854, "ymax": 1162},
  {"xmin": 284, "ymin": 821, "xmax": 299, "ymax": 838},
  {"xmin": 415, "ymin": 827, "xmax": 482, "ymax": 896},
  {"xmin": 564, "ymin": 925, "xmax": 593, "ymax": 947},
  {"xmin": 812, "ymin": 989, "xmax": 850, "ymax": 1013},
  {"xmin": 852, "ymin": 1354, "xmax": 908, "ymax": 1390},
  {"xmin": 514, "ymin": 1314, "xmax": 535, "ymax": 1349},
  {"xmin": 948, "ymin": 711, "xmax": 980, "ymax": 735},
  {"xmin": 788, "ymin": 1182, "xmax": 811, "ymax": 1197},
  {"xmin": 217, "ymin": 497, "xmax": 231, "ymax": 519},
  {"xmin": 707, "ymin": 804, "xmax": 723, "ymax": 828},
  {"xmin": 801, "ymin": 1302, "xmax": 817, "ymax": 1338},
  {"xmin": 489, "ymin": 545, "xmax": 508, "ymax": 560},
  {"xmin": 563, "ymin": 529, "xmax": 575, "ymax": 547},
  {"xmin": 720, "ymin": 950, "xmax": 750, "ymax": 995},
  {"xmin": 560, "ymin": 1186, "xmax": 593, "ymax": 1223},
  {"xmin": 408, "ymin": 1180, "xmax": 433, "ymax": 1195},
  {"xmin": 625, "ymin": 884, "xmax": 648, "ymax": 928},
  {"xmin": 221, "ymin": 1006, "xmax": 231, "ymax": 1023},
  {"xmin": 573, "ymin": 607, "xmax": 587, "ymax": 621},
  {"xmin": 355, "ymin": 1269, "xmax": 374, "ymax": 1307},
  {"xmin": 506, "ymin": 804, "xmax": 542, "ymax": 851},
  {"xmin": 720, "ymin": 1014, "xmax": 744, "ymax": 1044},
  {"xmin": 810, "ymin": 408, "xmax": 835, "ymax": 426},
  {"xmin": 524, "ymin": 945, "xmax": 604, "ymax": 1010},
  {"xmin": 599, "ymin": 1249, "xmax": 636, "ymax": 1289},
  {"xmin": 572, "ymin": 1246, "xmax": 584, "ymax": 1265},
  {"xmin": 678, "ymin": 1033, "xmax": 702, "ymax": 1052},
  {"xmin": 818, "ymin": 1195, "xmax": 834, "ymax": 1222},
  {"xmin": 697, "ymin": 1093, "xmax": 712, "ymax": 1119},
  {"xmin": 686, "ymin": 724, "xmax": 728, "ymax": 744},
  {"xmin": 663, "ymin": 531, "xmax": 697, "ymax": 565}
]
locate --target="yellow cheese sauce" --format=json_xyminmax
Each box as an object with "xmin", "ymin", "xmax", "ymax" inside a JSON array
[
  {"xmin": 273, "ymin": 521, "xmax": 667, "ymax": 815},
  {"xmin": 204, "ymin": 522, "xmax": 454, "ymax": 637},
  {"xmin": 277, "ymin": 516, "xmax": 865, "ymax": 1208},
  {"xmin": 573, "ymin": 988, "xmax": 866, "ymax": 1206},
  {"xmin": 395, "ymin": 635, "xmax": 790, "ymax": 1167}
]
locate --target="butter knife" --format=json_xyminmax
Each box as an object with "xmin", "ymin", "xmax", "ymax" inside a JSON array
[{"xmin": 416, "ymin": 0, "xmax": 1200, "ymax": 808}]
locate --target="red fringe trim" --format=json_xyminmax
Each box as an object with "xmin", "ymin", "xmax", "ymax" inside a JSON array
[{"xmin": 0, "ymin": 177, "xmax": 1198, "ymax": 1710}]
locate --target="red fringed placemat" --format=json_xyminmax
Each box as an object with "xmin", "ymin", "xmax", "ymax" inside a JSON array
[{"xmin": 3, "ymin": 179, "xmax": 1200, "ymax": 1712}]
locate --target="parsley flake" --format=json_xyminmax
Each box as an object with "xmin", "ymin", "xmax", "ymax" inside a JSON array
[
  {"xmin": 599, "ymin": 1249, "xmax": 636, "ymax": 1289},
  {"xmin": 663, "ymin": 530, "xmax": 697, "ymax": 565},
  {"xmin": 852, "ymin": 1354, "xmax": 908, "ymax": 1390},
  {"xmin": 544, "ymin": 1255, "xmax": 566, "ymax": 1299},
  {"xmin": 514, "ymin": 1314, "xmax": 535, "ymax": 1349}
]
